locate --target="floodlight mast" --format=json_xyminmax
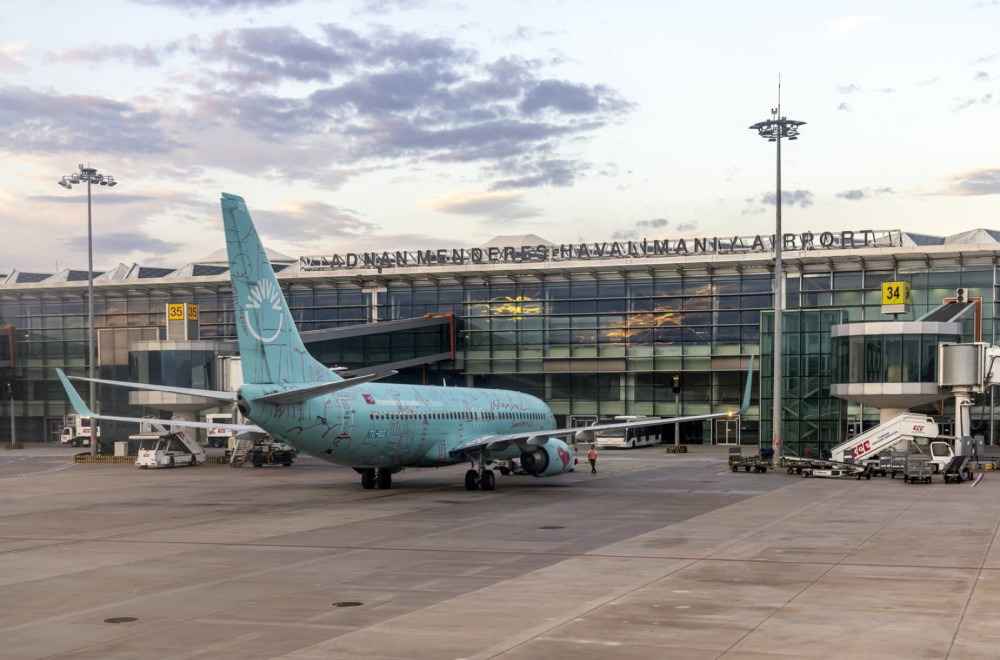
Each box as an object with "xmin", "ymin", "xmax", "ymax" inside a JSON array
[
  {"xmin": 749, "ymin": 104, "xmax": 805, "ymax": 467},
  {"xmin": 57, "ymin": 165, "xmax": 118, "ymax": 456}
]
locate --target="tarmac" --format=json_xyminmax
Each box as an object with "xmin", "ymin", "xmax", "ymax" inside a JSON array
[{"xmin": 2, "ymin": 442, "xmax": 1000, "ymax": 659}]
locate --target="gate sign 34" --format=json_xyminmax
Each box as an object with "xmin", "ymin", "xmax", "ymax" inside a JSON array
[{"xmin": 881, "ymin": 281, "xmax": 911, "ymax": 305}]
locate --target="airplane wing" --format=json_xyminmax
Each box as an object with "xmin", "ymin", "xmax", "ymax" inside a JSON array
[
  {"xmin": 61, "ymin": 372, "xmax": 237, "ymax": 404},
  {"xmin": 55, "ymin": 368, "xmax": 262, "ymax": 433},
  {"xmin": 450, "ymin": 356, "xmax": 755, "ymax": 458},
  {"xmin": 60, "ymin": 369, "xmax": 398, "ymax": 406}
]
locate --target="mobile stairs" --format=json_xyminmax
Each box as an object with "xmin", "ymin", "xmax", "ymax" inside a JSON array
[{"xmin": 828, "ymin": 413, "xmax": 939, "ymax": 469}]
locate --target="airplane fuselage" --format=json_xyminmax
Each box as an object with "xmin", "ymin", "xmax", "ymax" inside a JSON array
[{"xmin": 240, "ymin": 382, "xmax": 556, "ymax": 469}]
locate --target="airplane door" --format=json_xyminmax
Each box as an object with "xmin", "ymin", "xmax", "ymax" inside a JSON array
[{"xmin": 336, "ymin": 396, "xmax": 354, "ymax": 437}]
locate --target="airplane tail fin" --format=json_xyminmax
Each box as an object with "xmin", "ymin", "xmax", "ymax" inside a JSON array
[{"xmin": 220, "ymin": 193, "xmax": 339, "ymax": 385}]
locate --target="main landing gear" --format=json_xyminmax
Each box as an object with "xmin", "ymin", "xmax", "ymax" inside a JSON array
[
  {"xmin": 358, "ymin": 468, "xmax": 392, "ymax": 490},
  {"xmin": 465, "ymin": 449, "xmax": 495, "ymax": 491}
]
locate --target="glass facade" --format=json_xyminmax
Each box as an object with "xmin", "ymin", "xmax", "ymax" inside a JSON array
[
  {"xmin": 761, "ymin": 309, "xmax": 849, "ymax": 458},
  {"xmin": 1, "ymin": 242, "xmax": 997, "ymax": 450}
]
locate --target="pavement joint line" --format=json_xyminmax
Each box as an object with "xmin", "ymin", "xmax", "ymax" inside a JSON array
[
  {"xmin": 2, "ymin": 534, "xmax": 999, "ymax": 572},
  {"xmin": 949, "ymin": 506, "xmax": 1000, "ymax": 656},
  {"xmin": 719, "ymin": 475, "xmax": 943, "ymax": 655},
  {"xmin": 0, "ymin": 462, "xmax": 77, "ymax": 478}
]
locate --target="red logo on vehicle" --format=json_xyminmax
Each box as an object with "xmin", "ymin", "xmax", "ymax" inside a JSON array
[{"xmin": 362, "ymin": 394, "xmax": 375, "ymax": 405}]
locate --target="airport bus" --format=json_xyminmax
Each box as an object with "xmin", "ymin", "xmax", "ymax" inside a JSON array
[{"xmin": 594, "ymin": 416, "xmax": 661, "ymax": 449}]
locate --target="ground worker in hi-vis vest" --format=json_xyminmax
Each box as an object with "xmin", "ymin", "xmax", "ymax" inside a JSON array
[{"xmin": 588, "ymin": 445, "xmax": 597, "ymax": 474}]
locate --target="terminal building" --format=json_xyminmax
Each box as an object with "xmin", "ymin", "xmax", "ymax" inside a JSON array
[{"xmin": 1, "ymin": 226, "xmax": 998, "ymax": 456}]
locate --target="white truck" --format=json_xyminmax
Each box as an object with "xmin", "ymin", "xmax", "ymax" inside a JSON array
[
  {"xmin": 205, "ymin": 412, "xmax": 234, "ymax": 448},
  {"xmin": 59, "ymin": 413, "xmax": 99, "ymax": 447}
]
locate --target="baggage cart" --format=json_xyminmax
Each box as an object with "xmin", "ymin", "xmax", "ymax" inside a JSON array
[
  {"xmin": 902, "ymin": 455, "xmax": 933, "ymax": 484},
  {"xmin": 728, "ymin": 447, "xmax": 769, "ymax": 473},
  {"xmin": 886, "ymin": 451, "xmax": 908, "ymax": 479}
]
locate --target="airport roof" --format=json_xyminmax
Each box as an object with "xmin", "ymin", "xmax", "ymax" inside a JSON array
[{"xmin": 3, "ymin": 229, "xmax": 1000, "ymax": 287}]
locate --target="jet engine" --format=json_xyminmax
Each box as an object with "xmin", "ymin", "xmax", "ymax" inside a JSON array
[
  {"xmin": 520, "ymin": 439, "xmax": 575, "ymax": 477},
  {"xmin": 235, "ymin": 390, "xmax": 252, "ymax": 418}
]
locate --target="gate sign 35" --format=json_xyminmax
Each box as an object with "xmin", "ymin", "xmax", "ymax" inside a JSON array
[{"xmin": 881, "ymin": 281, "xmax": 911, "ymax": 305}]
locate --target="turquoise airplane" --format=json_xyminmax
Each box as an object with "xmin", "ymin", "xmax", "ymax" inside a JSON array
[{"xmin": 57, "ymin": 193, "xmax": 754, "ymax": 491}]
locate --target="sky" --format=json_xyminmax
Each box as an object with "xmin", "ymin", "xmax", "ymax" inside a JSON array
[{"xmin": 0, "ymin": 0, "xmax": 998, "ymax": 273}]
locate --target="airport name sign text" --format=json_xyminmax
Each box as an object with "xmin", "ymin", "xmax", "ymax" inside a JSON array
[{"xmin": 300, "ymin": 229, "xmax": 900, "ymax": 271}]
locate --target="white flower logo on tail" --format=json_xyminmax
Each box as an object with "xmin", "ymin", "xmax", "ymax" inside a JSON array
[{"xmin": 244, "ymin": 279, "xmax": 284, "ymax": 343}]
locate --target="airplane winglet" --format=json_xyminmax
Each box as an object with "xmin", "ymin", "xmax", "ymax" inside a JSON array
[
  {"xmin": 739, "ymin": 355, "xmax": 755, "ymax": 414},
  {"xmin": 56, "ymin": 368, "xmax": 96, "ymax": 418}
]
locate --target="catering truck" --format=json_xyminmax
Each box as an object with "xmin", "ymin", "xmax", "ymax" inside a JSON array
[{"xmin": 59, "ymin": 413, "xmax": 98, "ymax": 447}]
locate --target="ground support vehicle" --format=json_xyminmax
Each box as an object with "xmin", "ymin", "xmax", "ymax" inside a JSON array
[
  {"xmin": 781, "ymin": 456, "xmax": 822, "ymax": 475},
  {"xmin": 204, "ymin": 412, "xmax": 234, "ymax": 448},
  {"xmin": 902, "ymin": 455, "xmax": 934, "ymax": 484},
  {"xmin": 136, "ymin": 433, "xmax": 200, "ymax": 469},
  {"xmin": 59, "ymin": 413, "xmax": 97, "ymax": 447},
  {"xmin": 829, "ymin": 413, "xmax": 938, "ymax": 464},
  {"xmin": 728, "ymin": 448, "xmax": 769, "ymax": 473},
  {"xmin": 942, "ymin": 455, "xmax": 974, "ymax": 483},
  {"xmin": 800, "ymin": 463, "xmax": 871, "ymax": 479},
  {"xmin": 229, "ymin": 437, "xmax": 296, "ymax": 467}
]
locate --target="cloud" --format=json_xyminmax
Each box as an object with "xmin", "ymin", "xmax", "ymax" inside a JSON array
[
  {"xmin": 0, "ymin": 41, "xmax": 30, "ymax": 73},
  {"xmin": 742, "ymin": 190, "xmax": 814, "ymax": 215},
  {"xmin": 941, "ymin": 168, "xmax": 1000, "ymax": 196},
  {"xmin": 836, "ymin": 83, "xmax": 893, "ymax": 95},
  {"xmin": 760, "ymin": 190, "xmax": 814, "ymax": 208},
  {"xmin": 63, "ymin": 232, "xmax": 184, "ymax": 261},
  {"xmin": 836, "ymin": 187, "xmax": 895, "ymax": 201},
  {"xmin": 837, "ymin": 102, "xmax": 850, "ymax": 112},
  {"xmin": 175, "ymin": 25, "xmax": 631, "ymax": 188},
  {"xmin": 253, "ymin": 199, "xmax": 377, "ymax": 241},
  {"xmin": 828, "ymin": 15, "xmax": 881, "ymax": 37},
  {"xmin": 490, "ymin": 159, "xmax": 582, "ymax": 189},
  {"xmin": 418, "ymin": 190, "xmax": 540, "ymax": 220},
  {"xmin": 357, "ymin": 0, "xmax": 429, "ymax": 14},
  {"xmin": 611, "ymin": 217, "xmax": 670, "ymax": 240},
  {"xmin": 45, "ymin": 44, "xmax": 172, "ymax": 67},
  {"xmin": 0, "ymin": 86, "xmax": 183, "ymax": 155},
  {"xmin": 953, "ymin": 93, "xmax": 994, "ymax": 110},
  {"xmin": 130, "ymin": 0, "xmax": 303, "ymax": 12},
  {"xmin": 4, "ymin": 21, "xmax": 631, "ymax": 196}
]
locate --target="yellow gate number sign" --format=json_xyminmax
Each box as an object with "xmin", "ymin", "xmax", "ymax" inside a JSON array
[
  {"xmin": 187, "ymin": 304, "xmax": 198, "ymax": 320},
  {"xmin": 881, "ymin": 282, "xmax": 911, "ymax": 305},
  {"xmin": 167, "ymin": 303, "xmax": 185, "ymax": 320}
]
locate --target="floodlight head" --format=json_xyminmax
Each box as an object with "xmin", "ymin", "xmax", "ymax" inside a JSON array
[
  {"xmin": 106, "ymin": 178, "xmax": 117, "ymax": 187},
  {"xmin": 57, "ymin": 178, "xmax": 72, "ymax": 189}
]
